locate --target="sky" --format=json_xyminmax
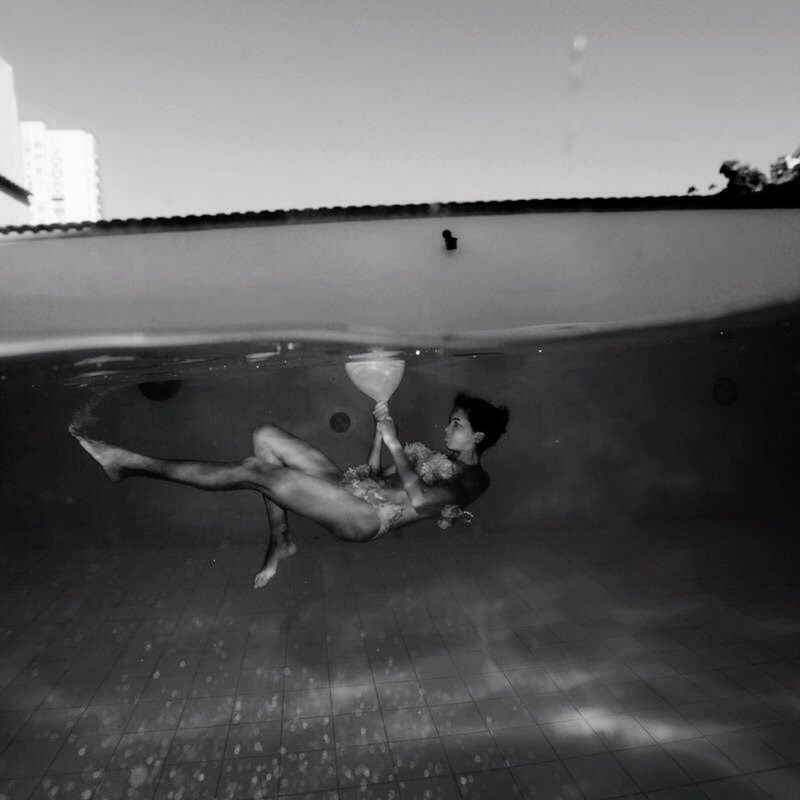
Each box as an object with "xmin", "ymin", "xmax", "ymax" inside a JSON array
[{"xmin": 3, "ymin": 0, "xmax": 800, "ymax": 220}]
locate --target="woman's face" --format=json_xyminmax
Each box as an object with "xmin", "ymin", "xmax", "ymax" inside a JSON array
[{"xmin": 444, "ymin": 407, "xmax": 480, "ymax": 452}]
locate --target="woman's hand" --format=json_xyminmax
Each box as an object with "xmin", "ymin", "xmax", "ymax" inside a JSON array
[{"xmin": 373, "ymin": 401, "xmax": 398, "ymax": 443}]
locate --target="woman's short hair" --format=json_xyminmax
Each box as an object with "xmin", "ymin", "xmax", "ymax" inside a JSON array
[{"xmin": 452, "ymin": 392, "xmax": 510, "ymax": 454}]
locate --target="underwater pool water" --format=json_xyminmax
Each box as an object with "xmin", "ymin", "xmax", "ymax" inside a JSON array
[{"xmin": 1, "ymin": 305, "xmax": 799, "ymax": 799}]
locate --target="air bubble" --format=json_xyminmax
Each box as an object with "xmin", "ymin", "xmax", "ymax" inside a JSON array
[{"xmin": 572, "ymin": 34, "xmax": 588, "ymax": 52}]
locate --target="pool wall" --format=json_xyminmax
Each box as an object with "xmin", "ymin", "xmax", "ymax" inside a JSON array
[{"xmin": 1, "ymin": 207, "xmax": 800, "ymax": 345}]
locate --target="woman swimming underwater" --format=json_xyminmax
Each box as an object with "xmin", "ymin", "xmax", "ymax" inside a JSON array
[{"xmin": 70, "ymin": 392, "xmax": 509, "ymax": 588}]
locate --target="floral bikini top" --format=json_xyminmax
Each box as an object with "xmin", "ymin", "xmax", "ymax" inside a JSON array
[
  {"xmin": 399, "ymin": 442, "xmax": 476, "ymax": 530},
  {"xmin": 341, "ymin": 441, "xmax": 475, "ymax": 530}
]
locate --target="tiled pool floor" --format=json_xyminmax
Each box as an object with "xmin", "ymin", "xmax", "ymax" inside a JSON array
[{"xmin": 1, "ymin": 516, "xmax": 799, "ymax": 799}]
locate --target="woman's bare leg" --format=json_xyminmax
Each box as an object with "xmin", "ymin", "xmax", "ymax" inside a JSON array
[
  {"xmin": 72, "ymin": 433, "xmax": 286, "ymax": 589},
  {"xmin": 253, "ymin": 496, "xmax": 296, "ymax": 588},
  {"xmin": 245, "ymin": 457, "xmax": 297, "ymax": 589},
  {"xmin": 250, "ymin": 424, "xmax": 342, "ymax": 587},
  {"xmin": 252, "ymin": 424, "xmax": 341, "ymax": 480},
  {"xmin": 251, "ymin": 427, "xmax": 300, "ymax": 584},
  {"xmin": 70, "ymin": 430, "xmax": 380, "ymax": 575},
  {"xmin": 72, "ymin": 432, "xmax": 255, "ymax": 489}
]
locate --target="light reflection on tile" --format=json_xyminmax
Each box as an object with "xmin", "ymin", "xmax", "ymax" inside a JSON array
[{"xmin": 2, "ymin": 520, "xmax": 799, "ymax": 798}]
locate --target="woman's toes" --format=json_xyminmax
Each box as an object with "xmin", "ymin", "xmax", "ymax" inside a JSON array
[{"xmin": 253, "ymin": 565, "xmax": 277, "ymax": 589}]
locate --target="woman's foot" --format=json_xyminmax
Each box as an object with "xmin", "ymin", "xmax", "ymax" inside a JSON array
[
  {"xmin": 69, "ymin": 427, "xmax": 127, "ymax": 481},
  {"xmin": 253, "ymin": 541, "xmax": 297, "ymax": 589}
]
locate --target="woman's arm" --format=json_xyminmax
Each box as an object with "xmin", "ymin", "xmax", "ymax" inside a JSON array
[
  {"xmin": 374, "ymin": 402, "xmax": 458, "ymax": 510},
  {"xmin": 367, "ymin": 427, "xmax": 382, "ymax": 476},
  {"xmin": 385, "ymin": 437, "xmax": 467, "ymax": 512},
  {"xmin": 384, "ymin": 434, "xmax": 426, "ymax": 506},
  {"xmin": 366, "ymin": 419, "xmax": 399, "ymax": 476}
]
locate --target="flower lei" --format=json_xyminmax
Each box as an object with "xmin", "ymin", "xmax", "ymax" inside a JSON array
[
  {"xmin": 342, "ymin": 444, "xmax": 474, "ymax": 531},
  {"xmin": 403, "ymin": 443, "xmax": 474, "ymax": 530},
  {"xmin": 402, "ymin": 442, "xmax": 457, "ymax": 485}
]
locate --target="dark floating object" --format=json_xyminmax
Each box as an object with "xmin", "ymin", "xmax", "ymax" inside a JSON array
[
  {"xmin": 139, "ymin": 380, "xmax": 182, "ymax": 401},
  {"xmin": 713, "ymin": 376, "xmax": 738, "ymax": 406},
  {"xmin": 442, "ymin": 229, "xmax": 458, "ymax": 251},
  {"xmin": 329, "ymin": 411, "xmax": 351, "ymax": 433}
]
